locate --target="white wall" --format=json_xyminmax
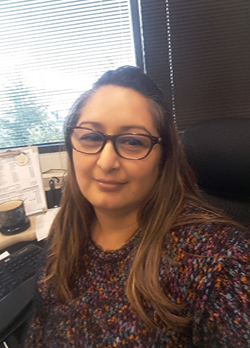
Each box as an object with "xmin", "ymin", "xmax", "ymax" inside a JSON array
[{"xmin": 39, "ymin": 151, "xmax": 68, "ymax": 190}]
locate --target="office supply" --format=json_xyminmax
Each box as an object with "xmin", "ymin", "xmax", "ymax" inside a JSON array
[
  {"xmin": 0, "ymin": 147, "xmax": 47, "ymax": 216},
  {"xmin": 0, "ymin": 200, "xmax": 30, "ymax": 236},
  {"xmin": 0, "ymin": 244, "xmax": 43, "ymax": 333},
  {"xmin": 45, "ymin": 177, "xmax": 62, "ymax": 209},
  {"xmin": 0, "ymin": 216, "xmax": 36, "ymax": 251}
]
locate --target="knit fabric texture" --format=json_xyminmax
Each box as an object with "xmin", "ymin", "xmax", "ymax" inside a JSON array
[{"xmin": 24, "ymin": 208, "xmax": 250, "ymax": 347}]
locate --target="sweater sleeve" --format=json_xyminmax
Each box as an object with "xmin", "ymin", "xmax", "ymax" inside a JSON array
[
  {"xmin": 192, "ymin": 233, "xmax": 250, "ymax": 347},
  {"xmin": 22, "ymin": 287, "xmax": 47, "ymax": 347}
]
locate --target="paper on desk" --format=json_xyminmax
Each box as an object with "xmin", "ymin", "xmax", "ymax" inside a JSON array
[
  {"xmin": 36, "ymin": 207, "xmax": 60, "ymax": 241},
  {"xmin": 0, "ymin": 147, "xmax": 47, "ymax": 215}
]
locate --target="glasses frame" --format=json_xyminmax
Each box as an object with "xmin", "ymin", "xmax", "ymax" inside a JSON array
[{"xmin": 67, "ymin": 126, "xmax": 162, "ymax": 160}]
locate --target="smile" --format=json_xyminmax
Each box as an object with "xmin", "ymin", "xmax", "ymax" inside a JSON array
[{"xmin": 94, "ymin": 179, "xmax": 127, "ymax": 191}]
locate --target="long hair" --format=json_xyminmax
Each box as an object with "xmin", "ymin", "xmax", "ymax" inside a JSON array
[{"xmin": 44, "ymin": 66, "xmax": 230, "ymax": 328}]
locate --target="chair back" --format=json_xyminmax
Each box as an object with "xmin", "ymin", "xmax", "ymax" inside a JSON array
[{"xmin": 182, "ymin": 118, "xmax": 250, "ymax": 227}]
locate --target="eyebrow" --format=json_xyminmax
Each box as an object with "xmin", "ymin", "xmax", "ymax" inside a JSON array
[{"xmin": 78, "ymin": 121, "xmax": 151, "ymax": 134}]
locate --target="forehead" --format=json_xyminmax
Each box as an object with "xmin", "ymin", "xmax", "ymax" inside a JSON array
[{"xmin": 77, "ymin": 85, "xmax": 158, "ymax": 133}]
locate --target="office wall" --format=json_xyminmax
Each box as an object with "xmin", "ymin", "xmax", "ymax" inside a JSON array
[{"xmin": 39, "ymin": 151, "xmax": 67, "ymax": 191}]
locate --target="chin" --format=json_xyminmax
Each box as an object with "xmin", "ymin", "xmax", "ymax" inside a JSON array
[{"xmin": 93, "ymin": 202, "xmax": 125, "ymax": 211}]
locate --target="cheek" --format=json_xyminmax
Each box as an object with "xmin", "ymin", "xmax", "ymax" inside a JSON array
[
  {"xmin": 130, "ymin": 160, "xmax": 160, "ymax": 193},
  {"xmin": 73, "ymin": 153, "xmax": 82, "ymax": 179},
  {"xmin": 143, "ymin": 166, "xmax": 159, "ymax": 188},
  {"xmin": 72, "ymin": 153, "xmax": 93, "ymax": 186}
]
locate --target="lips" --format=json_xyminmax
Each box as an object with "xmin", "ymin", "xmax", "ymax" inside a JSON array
[
  {"xmin": 94, "ymin": 178, "xmax": 127, "ymax": 191},
  {"xmin": 95, "ymin": 179, "xmax": 126, "ymax": 184}
]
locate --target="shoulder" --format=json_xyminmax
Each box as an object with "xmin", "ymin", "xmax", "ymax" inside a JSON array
[
  {"xmin": 161, "ymin": 205, "xmax": 250, "ymax": 345},
  {"xmin": 162, "ymin": 204, "xmax": 250, "ymax": 295},
  {"xmin": 167, "ymin": 204, "xmax": 250, "ymax": 260}
]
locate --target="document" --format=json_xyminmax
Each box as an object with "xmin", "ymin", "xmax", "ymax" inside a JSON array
[
  {"xmin": 0, "ymin": 147, "xmax": 47, "ymax": 215},
  {"xmin": 36, "ymin": 207, "xmax": 60, "ymax": 241}
]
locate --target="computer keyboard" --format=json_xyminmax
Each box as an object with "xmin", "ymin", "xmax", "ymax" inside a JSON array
[{"xmin": 0, "ymin": 244, "xmax": 44, "ymax": 332}]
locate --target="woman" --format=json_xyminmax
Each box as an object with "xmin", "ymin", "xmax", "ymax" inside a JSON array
[{"xmin": 24, "ymin": 66, "xmax": 250, "ymax": 347}]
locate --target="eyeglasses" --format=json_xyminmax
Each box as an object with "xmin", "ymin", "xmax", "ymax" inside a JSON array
[{"xmin": 67, "ymin": 126, "xmax": 162, "ymax": 160}]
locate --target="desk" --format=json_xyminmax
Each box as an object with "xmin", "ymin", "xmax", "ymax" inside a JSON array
[
  {"xmin": 0, "ymin": 208, "xmax": 59, "ymax": 252},
  {"xmin": 0, "ymin": 216, "xmax": 37, "ymax": 251}
]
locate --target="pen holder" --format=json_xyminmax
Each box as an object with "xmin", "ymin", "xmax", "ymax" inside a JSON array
[{"xmin": 0, "ymin": 199, "xmax": 30, "ymax": 235}]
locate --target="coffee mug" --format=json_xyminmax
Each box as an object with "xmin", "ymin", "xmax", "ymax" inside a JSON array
[{"xmin": 0, "ymin": 199, "xmax": 30, "ymax": 235}]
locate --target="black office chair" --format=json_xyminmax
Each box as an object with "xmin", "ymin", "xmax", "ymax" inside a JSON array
[
  {"xmin": 0, "ymin": 301, "xmax": 33, "ymax": 348},
  {"xmin": 182, "ymin": 118, "xmax": 250, "ymax": 227}
]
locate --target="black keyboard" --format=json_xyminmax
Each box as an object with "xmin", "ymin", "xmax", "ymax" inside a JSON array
[{"xmin": 0, "ymin": 244, "xmax": 43, "ymax": 332}]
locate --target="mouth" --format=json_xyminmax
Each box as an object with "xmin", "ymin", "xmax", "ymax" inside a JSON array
[
  {"xmin": 95, "ymin": 179, "xmax": 126, "ymax": 184},
  {"xmin": 94, "ymin": 178, "xmax": 127, "ymax": 191}
]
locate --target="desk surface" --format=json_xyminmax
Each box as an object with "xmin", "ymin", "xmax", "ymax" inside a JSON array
[
  {"xmin": 0, "ymin": 215, "xmax": 37, "ymax": 250},
  {"xmin": 0, "ymin": 208, "xmax": 59, "ymax": 252}
]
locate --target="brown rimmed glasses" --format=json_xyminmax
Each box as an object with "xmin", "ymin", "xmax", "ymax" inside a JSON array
[{"xmin": 67, "ymin": 126, "xmax": 162, "ymax": 160}]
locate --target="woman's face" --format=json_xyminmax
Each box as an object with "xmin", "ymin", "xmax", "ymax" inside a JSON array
[{"xmin": 72, "ymin": 85, "xmax": 162, "ymax": 216}]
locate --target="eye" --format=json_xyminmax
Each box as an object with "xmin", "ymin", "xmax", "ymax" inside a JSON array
[
  {"xmin": 79, "ymin": 132, "xmax": 103, "ymax": 142},
  {"xmin": 76, "ymin": 130, "xmax": 104, "ymax": 149},
  {"xmin": 118, "ymin": 135, "xmax": 150, "ymax": 149},
  {"xmin": 119, "ymin": 136, "xmax": 144, "ymax": 147}
]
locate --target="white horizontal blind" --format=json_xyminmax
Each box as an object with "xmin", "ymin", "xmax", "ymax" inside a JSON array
[{"xmin": 0, "ymin": 0, "xmax": 135, "ymax": 148}]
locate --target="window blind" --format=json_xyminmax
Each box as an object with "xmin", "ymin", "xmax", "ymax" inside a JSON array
[
  {"xmin": 0, "ymin": 0, "xmax": 136, "ymax": 148},
  {"xmin": 140, "ymin": 0, "xmax": 250, "ymax": 131}
]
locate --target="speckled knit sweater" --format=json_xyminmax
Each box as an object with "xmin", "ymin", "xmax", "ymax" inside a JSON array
[{"xmin": 24, "ymin": 210, "xmax": 250, "ymax": 347}]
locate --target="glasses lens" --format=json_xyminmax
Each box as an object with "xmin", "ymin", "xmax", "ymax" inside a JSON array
[
  {"xmin": 71, "ymin": 128, "xmax": 104, "ymax": 153},
  {"xmin": 116, "ymin": 134, "xmax": 151, "ymax": 159}
]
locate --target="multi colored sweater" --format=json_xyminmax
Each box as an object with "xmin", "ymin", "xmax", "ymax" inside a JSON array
[{"xmin": 24, "ymin": 212, "xmax": 250, "ymax": 347}]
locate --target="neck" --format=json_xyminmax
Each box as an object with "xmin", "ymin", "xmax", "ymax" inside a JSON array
[{"xmin": 92, "ymin": 208, "xmax": 139, "ymax": 250}]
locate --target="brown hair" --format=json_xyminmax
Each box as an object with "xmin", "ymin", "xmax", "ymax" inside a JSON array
[{"xmin": 44, "ymin": 66, "xmax": 232, "ymax": 329}]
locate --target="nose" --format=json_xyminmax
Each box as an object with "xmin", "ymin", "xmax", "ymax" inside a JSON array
[{"xmin": 96, "ymin": 140, "xmax": 120, "ymax": 172}]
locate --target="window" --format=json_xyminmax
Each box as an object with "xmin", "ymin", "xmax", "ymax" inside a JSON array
[
  {"xmin": 0, "ymin": 0, "xmax": 136, "ymax": 149},
  {"xmin": 140, "ymin": 0, "xmax": 250, "ymax": 131}
]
